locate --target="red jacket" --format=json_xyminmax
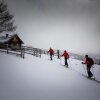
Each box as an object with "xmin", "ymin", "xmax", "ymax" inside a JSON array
[
  {"xmin": 84, "ymin": 57, "xmax": 94, "ymax": 65},
  {"xmin": 62, "ymin": 51, "xmax": 69, "ymax": 59},
  {"xmin": 49, "ymin": 48, "xmax": 54, "ymax": 55}
]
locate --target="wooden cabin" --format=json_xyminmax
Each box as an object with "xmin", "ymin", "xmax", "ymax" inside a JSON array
[{"xmin": 0, "ymin": 34, "xmax": 24, "ymax": 49}]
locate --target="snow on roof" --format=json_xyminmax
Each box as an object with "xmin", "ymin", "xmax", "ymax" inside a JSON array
[
  {"xmin": 0, "ymin": 34, "xmax": 13, "ymax": 43},
  {"xmin": 0, "ymin": 34, "xmax": 24, "ymax": 44}
]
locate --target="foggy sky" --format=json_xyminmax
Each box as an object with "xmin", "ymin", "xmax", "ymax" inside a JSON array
[{"xmin": 5, "ymin": 0, "xmax": 100, "ymax": 55}]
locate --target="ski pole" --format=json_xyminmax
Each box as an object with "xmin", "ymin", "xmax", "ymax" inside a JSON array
[
  {"xmin": 91, "ymin": 65, "xmax": 96, "ymax": 79},
  {"xmin": 82, "ymin": 64, "xmax": 87, "ymax": 76},
  {"xmin": 68, "ymin": 59, "xmax": 72, "ymax": 69},
  {"xmin": 47, "ymin": 53, "xmax": 50, "ymax": 60},
  {"xmin": 59, "ymin": 56, "xmax": 65, "ymax": 66},
  {"xmin": 59, "ymin": 56, "xmax": 62, "ymax": 65}
]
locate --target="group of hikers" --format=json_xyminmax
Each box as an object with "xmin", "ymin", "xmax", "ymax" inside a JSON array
[{"xmin": 48, "ymin": 47, "xmax": 94, "ymax": 79}]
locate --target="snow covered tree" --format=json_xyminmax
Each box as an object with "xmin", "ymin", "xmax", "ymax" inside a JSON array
[{"xmin": 0, "ymin": 0, "xmax": 16, "ymax": 33}]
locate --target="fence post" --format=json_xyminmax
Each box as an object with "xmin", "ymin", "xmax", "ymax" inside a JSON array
[
  {"xmin": 21, "ymin": 47, "xmax": 24, "ymax": 58},
  {"xmin": 22, "ymin": 48, "xmax": 25, "ymax": 58},
  {"xmin": 36, "ymin": 48, "xmax": 38, "ymax": 57},
  {"xmin": 7, "ymin": 44, "xmax": 9, "ymax": 54},
  {"xmin": 33, "ymin": 48, "xmax": 35, "ymax": 56},
  {"xmin": 39, "ymin": 49, "xmax": 41, "ymax": 58},
  {"xmin": 57, "ymin": 50, "xmax": 60, "ymax": 59},
  {"xmin": 21, "ymin": 48, "xmax": 23, "ymax": 58}
]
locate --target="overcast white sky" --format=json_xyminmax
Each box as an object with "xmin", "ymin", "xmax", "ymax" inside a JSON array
[{"xmin": 5, "ymin": 0, "xmax": 100, "ymax": 55}]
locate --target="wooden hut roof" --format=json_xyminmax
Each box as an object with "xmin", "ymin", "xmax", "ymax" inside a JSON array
[{"xmin": 0, "ymin": 34, "xmax": 24, "ymax": 44}]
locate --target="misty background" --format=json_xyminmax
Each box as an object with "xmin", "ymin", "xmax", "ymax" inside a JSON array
[{"xmin": 5, "ymin": 0, "xmax": 100, "ymax": 55}]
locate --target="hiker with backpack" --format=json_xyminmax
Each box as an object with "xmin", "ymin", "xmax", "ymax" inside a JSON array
[
  {"xmin": 61, "ymin": 50, "xmax": 69, "ymax": 67},
  {"xmin": 48, "ymin": 48, "xmax": 54, "ymax": 60},
  {"xmin": 82, "ymin": 55, "xmax": 94, "ymax": 78}
]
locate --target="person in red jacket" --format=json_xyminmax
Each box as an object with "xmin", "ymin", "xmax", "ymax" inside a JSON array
[
  {"xmin": 48, "ymin": 48, "xmax": 54, "ymax": 60},
  {"xmin": 61, "ymin": 50, "xmax": 69, "ymax": 67},
  {"xmin": 82, "ymin": 55, "xmax": 94, "ymax": 78}
]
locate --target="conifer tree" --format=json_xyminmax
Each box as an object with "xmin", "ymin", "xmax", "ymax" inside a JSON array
[{"xmin": 0, "ymin": 0, "xmax": 16, "ymax": 33}]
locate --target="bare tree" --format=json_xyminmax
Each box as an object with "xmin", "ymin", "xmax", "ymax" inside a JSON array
[{"xmin": 0, "ymin": 0, "xmax": 16, "ymax": 33}]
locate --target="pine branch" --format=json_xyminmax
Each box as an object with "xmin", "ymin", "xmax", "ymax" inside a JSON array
[{"xmin": 0, "ymin": 0, "xmax": 16, "ymax": 34}]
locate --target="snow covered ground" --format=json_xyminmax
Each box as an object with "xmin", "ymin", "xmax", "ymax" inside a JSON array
[{"xmin": 0, "ymin": 52, "xmax": 100, "ymax": 100}]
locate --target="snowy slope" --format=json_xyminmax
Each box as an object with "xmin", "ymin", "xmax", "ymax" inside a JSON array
[{"xmin": 0, "ymin": 52, "xmax": 100, "ymax": 100}]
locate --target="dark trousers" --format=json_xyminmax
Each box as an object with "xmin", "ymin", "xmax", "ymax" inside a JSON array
[
  {"xmin": 87, "ymin": 64, "xmax": 93, "ymax": 78},
  {"xmin": 50, "ymin": 54, "xmax": 53, "ymax": 60},
  {"xmin": 65, "ymin": 58, "xmax": 68, "ymax": 67}
]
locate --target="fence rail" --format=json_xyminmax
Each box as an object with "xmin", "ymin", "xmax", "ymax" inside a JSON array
[
  {"xmin": 0, "ymin": 44, "xmax": 25, "ymax": 58},
  {"xmin": 0, "ymin": 44, "xmax": 44, "ymax": 58},
  {"xmin": 22, "ymin": 46, "xmax": 42, "ymax": 57},
  {"xmin": 0, "ymin": 44, "xmax": 64, "ymax": 59}
]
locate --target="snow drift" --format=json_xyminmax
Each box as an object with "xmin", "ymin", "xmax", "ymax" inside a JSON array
[{"xmin": 0, "ymin": 52, "xmax": 100, "ymax": 100}]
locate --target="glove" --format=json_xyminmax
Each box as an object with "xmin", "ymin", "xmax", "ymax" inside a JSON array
[{"xmin": 82, "ymin": 62, "xmax": 84, "ymax": 64}]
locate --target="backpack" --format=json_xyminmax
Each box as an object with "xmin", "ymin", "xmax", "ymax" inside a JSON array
[{"xmin": 89, "ymin": 57, "xmax": 94, "ymax": 65}]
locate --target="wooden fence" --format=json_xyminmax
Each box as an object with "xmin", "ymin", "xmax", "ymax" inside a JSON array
[
  {"xmin": 23, "ymin": 46, "xmax": 41, "ymax": 57},
  {"xmin": 0, "ymin": 44, "xmax": 43, "ymax": 58},
  {"xmin": 0, "ymin": 44, "xmax": 25, "ymax": 58},
  {"xmin": 0, "ymin": 44, "xmax": 63, "ymax": 59}
]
